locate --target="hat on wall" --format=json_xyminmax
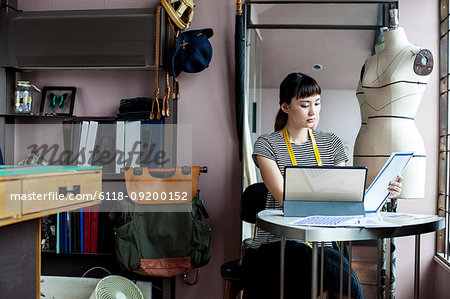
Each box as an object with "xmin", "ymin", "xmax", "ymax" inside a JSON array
[
  {"xmin": 172, "ymin": 28, "xmax": 213, "ymax": 77},
  {"xmin": 161, "ymin": 0, "xmax": 195, "ymax": 31}
]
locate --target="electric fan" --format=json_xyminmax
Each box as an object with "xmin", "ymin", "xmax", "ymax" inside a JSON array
[{"xmin": 89, "ymin": 275, "xmax": 144, "ymax": 299}]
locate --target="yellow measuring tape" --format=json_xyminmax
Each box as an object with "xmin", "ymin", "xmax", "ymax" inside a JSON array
[
  {"xmin": 283, "ymin": 127, "xmax": 322, "ymax": 248},
  {"xmin": 283, "ymin": 127, "xmax": 322, "ymax": 166}
]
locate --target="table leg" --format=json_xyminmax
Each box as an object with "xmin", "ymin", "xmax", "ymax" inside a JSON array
[
  {"xmin": 311, "ymin": 242, "xmax": 318, "ymax": 299},
  {"xmin": 0, "ymin": 219, "xmax": 39, "ymax": 298},
  {"xmin": 339, "ymin": 241, "xmax": 343, "ymax": 299},
  {"xmin": 414, "ymin": 234, "xmax": 421, "ymax": 299},
  {"xmin": 348, "ymin": 242, "xmax": 352, "ymax": 299},
  {"xmin": 280, "ymin": 236, "xmax": 285, "ymax": 299},
  {"xmin": 320, "ymin": 242, "xmax": 324, "ymax": 299},
  {"xmin": 163, "ymin": 277, "xmax": 175, "ymax": 299}
]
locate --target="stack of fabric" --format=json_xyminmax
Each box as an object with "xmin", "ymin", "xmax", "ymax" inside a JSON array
[{"xmin": 117, "ymin": 97, "xmax": 162, "ymax": 121}]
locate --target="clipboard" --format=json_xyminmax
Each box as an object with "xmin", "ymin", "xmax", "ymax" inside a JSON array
[{"xmin": 364, "ymin": 152, "xmax": 413, "ymax": 213}]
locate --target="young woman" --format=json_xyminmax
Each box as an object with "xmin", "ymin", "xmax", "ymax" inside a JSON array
[{"xmin": 242, "ymin": 72, "xmax": 403, "ymax": 299}]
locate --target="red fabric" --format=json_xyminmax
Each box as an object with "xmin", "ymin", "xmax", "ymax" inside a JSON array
[{"xmin": 136, "ymin": 257, "xmax": 193, "ymax": 277}]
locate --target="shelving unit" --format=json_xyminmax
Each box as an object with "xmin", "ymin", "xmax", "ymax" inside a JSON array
[{"xmin": 0, "ymin": 5, "xmax": 178, "ymax": 299}]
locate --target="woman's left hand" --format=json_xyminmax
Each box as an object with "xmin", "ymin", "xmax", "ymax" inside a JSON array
[{"xmin": 388, "ymin": 175, "xmax": 403, "ymax": 198}]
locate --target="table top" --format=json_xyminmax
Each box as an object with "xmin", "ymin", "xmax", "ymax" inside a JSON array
[
  {"xmin": 0, "ymin": 165, "xmax": 102, "ymax": 176},
  {"xmin": 256, "ymin": 209, "xmax": 445, "ymax": 242}
]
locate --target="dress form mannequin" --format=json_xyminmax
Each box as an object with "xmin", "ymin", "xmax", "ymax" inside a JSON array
[
  {"xmin": 355, "ymin": 10, "xmax": 433, "ymax": 198},
  {"xmin": 354, "ymin": 41, "xmax": 385, "ymax": 157}
]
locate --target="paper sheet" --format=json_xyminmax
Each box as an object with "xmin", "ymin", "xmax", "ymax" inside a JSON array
[
  {"xmin": 289, "ymin": 215, "xmax": 402, "ymax": 227},
  {"xmin": 364, "ymin": 152, "xmax": 413, "ymax": 213}
]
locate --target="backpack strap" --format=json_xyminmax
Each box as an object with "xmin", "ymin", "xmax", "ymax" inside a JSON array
[
  {"xmin": 183, "ymin": 268, "xmax": 200, "ymax": 286},
  {"xmin": 151, "ymin": 6, "xmax": 162, "ymax": 120}
]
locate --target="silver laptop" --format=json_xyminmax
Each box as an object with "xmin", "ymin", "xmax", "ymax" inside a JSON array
[{"xmin": 283, "ymin": 166, "xmax": 368, "ymax": 217}]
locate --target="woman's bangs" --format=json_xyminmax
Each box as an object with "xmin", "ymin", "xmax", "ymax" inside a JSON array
[{"xmin": 295, "ymin": 77, "xmax": 321, "ymax": 99}]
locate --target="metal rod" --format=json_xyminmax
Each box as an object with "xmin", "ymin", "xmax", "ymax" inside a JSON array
[
  {"xmin": 312, "ymin": 242, "xmax": 318, "ymax": 299},
  {"xmin": 339, "ymin": 241, "xmax": 343, "ymax": 299},
  {"xmin": 320, "ymin": 242, "xmax": 324, "ymax": 299},
  {"xmin": 247, "ymin": 24, "xmax": 383, "ymax": 30},
  {"xmin": 446, "ymin": 198, "xmax": 450, "ymax": 258},
  {"xmin": 414, "ymin": 235, "xmax": 421, "ymax": 299},
  {"xmin": 386, "ymin": 240, "xmax": 390, "ymax": 298},
  {"xmin": 389, "ymin": 199, "xmax": 397, "ymax": 299},
  {"xmin": 281, "ymin": 236, "xmax": 286, "ymax": 299},
  {"xmin": 377, "ymin": 240, "xmax": 381, "ymax": 299},
  {"xmin": 380, "ymin": 238, "xmax": 387, "ymax": 299},
  {"xmin": 246, "ymin": 1, "xmax": 398, "ymax": 5},
  {"xmin": 390, "ymin": 237, "xmax": 397, "ymax": 298},
  {"xmin": 348, "ymin": 242, "xmax": 352, "ymax": 299}
]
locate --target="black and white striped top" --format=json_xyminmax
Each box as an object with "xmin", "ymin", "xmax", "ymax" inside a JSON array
[{"xmin": 251, "ymin": 130, "xmax": 348, "ymax": 248}]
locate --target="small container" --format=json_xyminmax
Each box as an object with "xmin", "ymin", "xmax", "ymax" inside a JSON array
[{"xmin": 14, "ymin": 81, "xmax": 39, "ymax": 114}]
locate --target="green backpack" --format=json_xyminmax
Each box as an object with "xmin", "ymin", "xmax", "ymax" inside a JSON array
[{"xmin": 114, "ymin": 192, "xmax": 211, "ymax": 278}]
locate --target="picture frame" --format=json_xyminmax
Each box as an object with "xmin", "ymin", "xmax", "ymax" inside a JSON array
[{"xmin": 40, "ymin": 86, "xmax": 76, "ymax": 116}]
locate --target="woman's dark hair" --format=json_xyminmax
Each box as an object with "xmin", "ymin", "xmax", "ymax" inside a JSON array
[{"xmin": 274, "ymin": 72, "xmax": 321, "ymax": 131}]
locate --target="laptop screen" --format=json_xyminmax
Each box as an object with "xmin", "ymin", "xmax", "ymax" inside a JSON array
[{"xmin": 284, "ymin": 166, "xmax": 367, "ymax": 203}]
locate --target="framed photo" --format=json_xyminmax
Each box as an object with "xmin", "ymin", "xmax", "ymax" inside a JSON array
[{"xmin": 40, "ymin": 86, "xmax": 76, "ymax": 116}]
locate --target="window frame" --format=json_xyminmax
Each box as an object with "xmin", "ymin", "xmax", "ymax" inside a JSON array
[{"xmin": 437, "ymin": 0, "xmax": 450, "ymax": 265}]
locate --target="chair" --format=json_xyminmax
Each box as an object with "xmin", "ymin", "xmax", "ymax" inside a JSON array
[{"xmin": 220, "ymin": 182, "xmax": 267, "ymax": 299}]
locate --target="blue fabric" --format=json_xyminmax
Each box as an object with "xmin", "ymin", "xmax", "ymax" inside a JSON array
[
  {"xmin": 322, "ymin": 246, "xmax": 363, "ymax": 299},
  {"xmin": 0, "ymin": 147, "xmax": 3, "ymax": 165}
]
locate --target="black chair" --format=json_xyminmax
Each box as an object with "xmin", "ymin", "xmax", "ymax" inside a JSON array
[{"xmin": 220, "ymin": 182, "xmax": 267, "ymax": 299}]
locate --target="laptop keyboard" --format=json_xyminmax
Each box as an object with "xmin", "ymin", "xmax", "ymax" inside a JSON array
[
  {"xmin": 304, "ymin": 168, "xmax": 328, "ymax": 179},
  {"xmin": 291, "ymin": 215, "xmax": 363, "ymax": 227}
]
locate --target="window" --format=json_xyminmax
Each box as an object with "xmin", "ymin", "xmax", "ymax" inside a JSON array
[{"xmin": 438, "ymin": 0, "xmax": 450, "ymax": 264}]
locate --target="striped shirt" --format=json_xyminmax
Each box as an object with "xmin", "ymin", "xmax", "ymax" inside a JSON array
[{"xmin": 251, "ymin": 130, "xmax": 348, "ymax": 248}]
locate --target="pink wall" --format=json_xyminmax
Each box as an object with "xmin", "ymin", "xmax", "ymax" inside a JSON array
[
  {"xmin": 395, "ymin": 1, "xmax": 442, "ymax": 298},
  {"xmin": 16, "ymin": 0, "xmax": 449, "ymax": 298},
  {"xmin": 18, "ymin": 1, "xmax": 241, "ymax": 299},
  {"xmin": 173, "ymin": 1, "xmax": 242, "ymax": 298},
  {"xmin": 435, "ymin": 257, "xmax": 450, "ymax": 299}
]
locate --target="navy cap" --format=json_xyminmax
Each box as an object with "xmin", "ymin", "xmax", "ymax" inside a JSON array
[{"xmin": 172, "ymin": 28, "xmax": 213, "ymax": 77}]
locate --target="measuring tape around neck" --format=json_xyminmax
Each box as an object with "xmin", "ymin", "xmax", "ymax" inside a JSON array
[
  {"xmin": 283, "ymin": 127, "xmax": 322, "ymax": 166},
  {"xmin": 282, "ymin": 126, "xmax": 321, "ymax": 249}
]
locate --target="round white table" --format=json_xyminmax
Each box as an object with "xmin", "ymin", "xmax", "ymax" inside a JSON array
[{"xmin": 256, "ymin": 210, "xmax": 445, "ymax": 299}]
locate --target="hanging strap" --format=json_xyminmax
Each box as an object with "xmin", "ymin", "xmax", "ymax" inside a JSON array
[
  {"xmin": 283, "ymin": 127, "xmax": 322, "ymax": 166},
  {"xmin": 162, "ymin": 15, "xmax": 173, "ymax": 117},
  {"xmin": 151, "ymin": 6, "xmax": 162, "ymax": 120}
]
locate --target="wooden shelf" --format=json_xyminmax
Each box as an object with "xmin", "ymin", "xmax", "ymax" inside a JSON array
[
  {"xmin": 42, "ymin": 250, "xmax": 114, "ymax": 257},
  {"xmin": 0, "ymin": 114, "xmax": 117, "ymax": 119},
  {"xmin": 0, "ymin": 113, "xmax": 70, "ymax": 119}
]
